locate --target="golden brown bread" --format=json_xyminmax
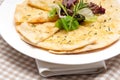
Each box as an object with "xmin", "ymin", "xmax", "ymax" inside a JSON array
[
  {"xmin": 16, "ymin": 22, "xmax": 59, "ymax": 44},
  {"xmin": 14, "ymin": 0, "xmax": 120, "ymax": 54},
  {"xmin": 14, "ymin": 0, "xmax": 57, "ymax": 23},
  {"xmin": 28, "ymin": 0, "xmax": 62, "ymax": 11}
]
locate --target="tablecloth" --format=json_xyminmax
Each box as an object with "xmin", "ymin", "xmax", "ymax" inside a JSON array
[
  {"xmin": 1, "ymin": 0, "xmax": 120, "ymax": 80},
  {"xmin": 1, "ymin": 35, "xmax": 120, "ymax": 80}
]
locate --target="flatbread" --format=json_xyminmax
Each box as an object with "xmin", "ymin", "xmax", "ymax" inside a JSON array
[
  {"xmin": 47, "ymin": 0, "xmax": 120, "ymax": 54},
  {"xmin": 49, "ymin": 33, "xmax": 120, "ymax": 54},
  {"xmin": 16, "ymin": 22, "xmax": 59, "ymax": 44},
  {"xmin": 28, "ymin": 0, "xmax": 62, "ymax": 11},
  {"xmin": 36, "ymin": 25, "xmax": 97, "ymax": 50},
  {"xmin": 36, "ymin": 20, "xmax": 120, "ymax": 52},
  {"xmin": 14, "ymin": 0, "xmax": 120, "ymax": 54},
  {"xmin": 14, "ymin": 0, "xmax": 57, "ymax": 23}
]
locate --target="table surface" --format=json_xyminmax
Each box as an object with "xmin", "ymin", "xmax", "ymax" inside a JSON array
[
  {"xmin": 1, "ymin": 34, "xmax": 120, "ymax": 80},
  {"xmin": 1, "ymin": 0, "xmax": 120, "ymax": 80}
]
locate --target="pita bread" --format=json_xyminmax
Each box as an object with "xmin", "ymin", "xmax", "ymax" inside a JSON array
[
  {"xmin": 47, "ymin": 0, "xmax": 120, "ymax": 54},
  {"xmin": 35, "ymin": 19, "xmax": 120, "ymax": 51},
  {"xmin": 28, "ymin": 0, "xmax": 62, "ymax": 11},
  {"xmin": 49, "ymin": 34, "xmax": 120, "ymax": 54},
  {"xmin": 16, "ymin": 22, "xmax": 59, "ymax": 44},
  {"xmin": 14, "ymin": 0, "xmax": 57, "ymax": 23},
  {"xmin": 14, "ymin": 0, "xmax": 120, "ymax": 54}
]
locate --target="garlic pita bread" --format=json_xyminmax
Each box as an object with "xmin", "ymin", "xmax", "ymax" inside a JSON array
[
  {"xmin": 16, "ymin": 22, "xmax": 59, "ymax": 44},
  {"xmin": 14, "ymin": 0, "xmax": 120, "ymax": 54},
  {"xmin": 14, "ymin": 0, "xmax": 57, "ymax": 23},
  {"xmin": 35, "ymin": 19, "xmax": 120, "ymax": 51},
  {"xmin": 49, "ymin": 33, "xmax": 120, "ymax": 54},
  {"xmin": 28, "ymin": 0, "xmax": 62, "ymax": 11},
  {"xmin": 19, "ymin": 25, "xmax": 96, "ymax": 50},
  {"xmin": 47, "ymin": 0, "xmax": 120, "ymax": 54},
  {"xmin": 37, "ymin": 30, "xmax": 96, "ymax": 50}
]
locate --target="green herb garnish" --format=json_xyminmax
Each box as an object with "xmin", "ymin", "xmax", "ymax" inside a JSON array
[
  {"xmin": 49, "ymin": 8, "xmax": 57, "ymax": 18},
  {"xmin": 55, "ymin": 0, "xmax": 87, "ymax": 31},
  {"xmin": 73, "ymin": 0, "xmax": 88, "ymax": 16},
  {"xmin": 48, "ymin": 0, "xmax": 104, "ymax": 31},
  {"xmin": 56, "ymin": 16, "xmax": 79, "ymax": 31},
  {"xmin": 59, "ymin": 3, "xmax": 69, "ymax": 16}
]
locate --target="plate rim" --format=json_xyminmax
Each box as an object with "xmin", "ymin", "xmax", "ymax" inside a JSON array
[{"xmin": 0, "ymin": 0, "xmax": 120, "ymax": 65}]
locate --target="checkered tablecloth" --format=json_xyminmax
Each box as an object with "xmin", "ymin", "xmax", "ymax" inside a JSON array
[
  {"xmin": 1, "ymin": 1, "xmax": 120, "ymax": 80},
  {"xmin": 1, "ymin": 36, "xmax": 120, "ymax": 80}
]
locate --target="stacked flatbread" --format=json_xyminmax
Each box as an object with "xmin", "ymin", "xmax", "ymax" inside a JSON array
[{"xmin": 15, "ymin": 0, "xmax": 120, "ymax": 54}]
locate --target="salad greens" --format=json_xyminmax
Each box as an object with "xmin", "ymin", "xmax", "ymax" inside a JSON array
[
  {"xmin": 49, "ymin": 8, "xmax": 57, "ymax": 18},
  {"xmin": 49, "ymin": 0, "xmax": 105, "ymax": 31},
  {"xmin": 56, "ymin": 16, "xmax": 79, "ymax": 31}
]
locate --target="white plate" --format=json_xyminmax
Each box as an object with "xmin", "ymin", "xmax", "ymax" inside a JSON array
[{"xmin": 0, "ymin": 0, "xmax": 120, "ymax": 65}]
